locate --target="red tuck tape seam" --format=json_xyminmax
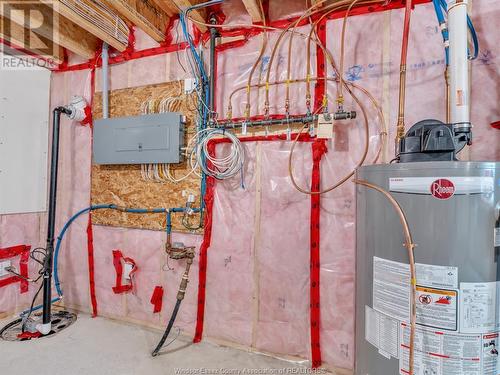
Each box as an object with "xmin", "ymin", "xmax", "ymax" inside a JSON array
[
  {"xmin": 193, "ymin": 142, "xmax": 217, "ymax": 343},
  {"xmin": 87, "ymin": 213, "xmax": 98, "ymax": 317},
  {"xmin": 112, "ymin": 250, "xmax": 137, "ymax": 294},
  {"xmin": 0, "ymin": 245, "xmax": 31, "ymax": 293},
  {"xmin": 310, "ymin": 140, "xmax": 327, "ymax": 368},
  {"xmin": 308, "ymin": 15, "xmax": 328, "ymax": 368},
  {"xmin": 17, "ymin": 331, "xmax": 42, "ymax": 339},
  {"xmin": 150, "ymin": 286, "xmax": 164, "ymax": 314}
]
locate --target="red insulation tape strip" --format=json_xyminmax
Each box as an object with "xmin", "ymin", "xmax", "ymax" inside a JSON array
[
  {"xmin": 193, "ymin": 159, "xmax": 216, "ymax": 343},
  {"xmin": 310, "ymin": 140, "xmax": 327, "ymax": 368},
  {"xmin": 0, "ymin": 245, "xmax": 30, "ymax": 293},
  {"xmin": 308, "ymin": 16, "xmax": 328, "ymax": 368},
  {"xmin": 112, "ymin": 250, "xmax": 137, "ymax": 294},
  {"xmin": 87, "ymin": 212, "xmax": 98, "ymax": 317},
  {"xmin": 150, "ymin": 286, "xmax": 164, "ymax": 313},
  {"xmin": 17, "ymin": 331, "xmax": 42, "ymax": 339}
]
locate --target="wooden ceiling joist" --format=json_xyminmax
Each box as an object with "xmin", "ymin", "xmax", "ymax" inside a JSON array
[
  {"xmin": 0, "ymin": 2, "xmax": 97, "ymax": 59},
  {"xmin": 43, "ymin": 0, "xmax": 128, "ymax": 52},
  {"xmin": 102, "ymin": 0, "xmax": 169, "ymax": 43},
  {"xmin": 0, "ymin": 15, "xmax": 64, "ymax": 64},
  {"xmin": 149, "ymin": 0, "xmax": 178, "ymax": 17},
  {"xmin": 241, "ymin": 0, "xmax": 263, "ymax": 22},
  {"xmin": 170, "ymin": 0, "xmax": 207, "ymax": 32}
]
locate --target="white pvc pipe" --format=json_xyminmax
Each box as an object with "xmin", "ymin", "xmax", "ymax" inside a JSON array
[
  {"xmin": 102, "ymin": 43, "xmax": 109, "ymax": 119},
  {"xmin": 448, "ymin": 0, "xmax": 470, "ymax": 129}
]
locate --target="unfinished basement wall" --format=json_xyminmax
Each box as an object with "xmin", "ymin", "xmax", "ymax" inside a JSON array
[{"xmin": 0, "ymin": 0, "xmax": 498, "ymax": 372}]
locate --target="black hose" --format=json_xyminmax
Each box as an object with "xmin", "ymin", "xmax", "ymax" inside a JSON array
[{"xmin": 151, "ymin": 299, "xmax": 182, "ymax": 357}]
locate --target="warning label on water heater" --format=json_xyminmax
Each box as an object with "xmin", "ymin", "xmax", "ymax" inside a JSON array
[
  {"xmin": 399, "ymin": 324, "xmax": 482, "ymax": 375},
  {"xmin": 373, "ymin": 257, "xmax": 411, "ymax": 322},
  {"xmin": 373, "ymin": 257, "xmax": 459, "ymax": 327},
  {"xmin": 460, "ymin": 282, "xmax": 500, "ymax": 334},
  {"xmin": 416, "ymin": 286, "xmax": 458, "ymax": 331},
  {"xmin": 365, "ymin": 306, "xmax": 400, "ymax": 359},
  {"xmin": 482, "ymin": 333, "xmax": 500, "ymax": 375}
]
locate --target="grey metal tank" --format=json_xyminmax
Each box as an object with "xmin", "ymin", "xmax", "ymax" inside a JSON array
[{"xmin": 355, "ymin": 161, "xmax": 500, "ymax": 375}]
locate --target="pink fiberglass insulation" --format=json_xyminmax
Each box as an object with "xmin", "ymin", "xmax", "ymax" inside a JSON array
[
  {"xmin": 204, "ymin": 142, "xmax": 258, "ymax": 346},
  {"xmin": 216, "ymin": 25, "xmax": 316, "ymax": 119},
  {"xmin": 255, "ymin": 141, "xmax": 311, "ymax": 358},
  {"xmin": 1, "ymin": 0, "xmax": 497, "ymax": 371},
  {"xmin": 0, "ymin": 214, "xmax": 44, "ymax": 316},
  {"xmin": 222, "ymin": 0, "xmax": 252, "ymax": 26},
  {"xmin": 92, "ymin": 225, "xmax": 202, "ymax": 334},
  {"xmin": 50, "ymin": 70, "xmax": 94, "ymax": 312}
]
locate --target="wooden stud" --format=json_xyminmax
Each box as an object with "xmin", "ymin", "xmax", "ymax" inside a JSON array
[
  {"xmin": 41, "ymin": 0, "xmax": 128, "ymax": 52},
  {"xmin": 169, "ymin": 0, "xmax": 207, "ymax": 32},
  {"xmin": 0, "ymin": 1, "xmax": 97, "ymax": 59},
  {"xmin": 102, "ymin": 0, "xmax": 170, "ymax": 43},
  {"xmin": 0, "ymin": 15, "xmax": 64, "ymax": 64},
  {"xmin": 241, "ymin": 0, "xmax": 263, "ymax": 22}
]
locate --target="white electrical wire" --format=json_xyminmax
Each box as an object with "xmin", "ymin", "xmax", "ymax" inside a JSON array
[
  {"xmin": 194, "ymin": 128, "xmax": 244, "ymax": 180},
  {"xmin": 139, "ymin": 93, "xmax": 205, "ymax": 184},
  {"xmin": 61, "ymin": 0, "xmax": 129, "ymax": 45}
]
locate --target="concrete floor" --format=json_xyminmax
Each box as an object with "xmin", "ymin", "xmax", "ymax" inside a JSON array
[{"xmin": 0, "ymin": 313, "xmax": 316, "ymax": 375}]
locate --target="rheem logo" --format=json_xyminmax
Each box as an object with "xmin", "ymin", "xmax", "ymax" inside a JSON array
[{"xmin": 430, "ymin": 179, "xmax": 455, "ymax": 200}]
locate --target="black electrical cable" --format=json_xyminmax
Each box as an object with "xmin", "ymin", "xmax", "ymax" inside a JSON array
[
  {"xmin": 151, "ymin": 299, "xmax": 182, "ymax": 356},
  {"xmin": 30, "ymin": 247, "xmax": 48, "ymax": 266}
]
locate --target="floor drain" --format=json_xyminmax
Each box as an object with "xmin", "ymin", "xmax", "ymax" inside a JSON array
[{"xmin": 0, "ymin": 311, "xmax": 77, "ymax": 341}]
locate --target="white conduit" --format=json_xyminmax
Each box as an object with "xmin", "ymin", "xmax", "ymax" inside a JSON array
[
  {"xmin": 448, "ymin": 0, "xmax": 470, "ymax": 129},
  {"xmin": 102, "ymin": 43, "xmax": 109, "ymax": 119}
]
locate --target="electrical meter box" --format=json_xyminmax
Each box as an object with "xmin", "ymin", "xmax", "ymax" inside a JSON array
[{"xmin": 93, "ymin": 112, "xmax": 185, "ymax": 165}]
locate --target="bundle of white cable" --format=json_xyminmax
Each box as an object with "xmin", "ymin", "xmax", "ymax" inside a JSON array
[
  {"xmin": 195, "ymin": 129, "xmax": 244, "ymax": 180},
  {"xmin": 61, "ymin": 0, "xmax": 129, "ymax": 45},
  {"xmin": 140, "ymin": 96, "xmax": 203, "ymax": 184}
]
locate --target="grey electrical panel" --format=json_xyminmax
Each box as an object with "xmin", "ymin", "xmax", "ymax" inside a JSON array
[{"xmin": 93, "ymin": 112, "xmax": 185, "ymax": 165}]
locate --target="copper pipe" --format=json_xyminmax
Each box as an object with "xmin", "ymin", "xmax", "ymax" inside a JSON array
[
  {"xmin": 288, "ymin": 86, "xmax": 370, "ymax": 195},
  {"xmin": 354, "ymin": 179, "xmax": 417, "ymax": 375},
  {"xmin": 395, "ymin": 0, "xmax": 413, "ymax": 154},
  {"xmin": 244, "ymin": 0, "xmax": 267, "ymax": 119},
  {"xmin": 395, "ymin": 64, "xmax": 407, "ymax": 145},
  {"xmin": 445, "ymin": 66, "xmax": 450, "ymax": 123}
]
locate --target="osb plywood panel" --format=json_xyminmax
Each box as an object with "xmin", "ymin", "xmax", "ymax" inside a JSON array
[{"xmin": 91, "ymin": 81, "xmax": 202, "ymax": 233}]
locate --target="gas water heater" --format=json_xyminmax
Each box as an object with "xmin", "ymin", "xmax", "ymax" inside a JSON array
[{"xmin": 355, "ymin": 161, "xmax": 500, "ymax": 375}]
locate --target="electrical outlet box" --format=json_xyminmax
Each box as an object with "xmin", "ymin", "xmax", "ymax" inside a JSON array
[
  {"xmin": 0, "ymin": 260, "xmax": 12, "ymax": 277},
  {"xmin": 316, "ymin": 113, "xmax": 334, "ymax": 139},
  {"xmin": 184, "ymin": 78, "xmax": 196, "ymax": 93},
  {"xmin": 93, "ymin": 112, "xmax": 185, "ymax": 165},
  {"xmin": 123, "ymin": 262, "xmax": 134, "ymax": 281}
]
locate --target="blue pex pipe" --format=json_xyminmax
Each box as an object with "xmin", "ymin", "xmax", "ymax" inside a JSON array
[
  {"xmin": 437, "ymin": 0, "xmax": 479, "ymax": 61},
  {"xmin": 165, "ymin": 208, "xmax": 201, "ymax": 235},
  {"xmin": 21, "ymin": 204, "xmax": 197, "ymax": 317},
  {"xmin": 432, "ymin": 0, "xmax": 450, "ymax": 65}
]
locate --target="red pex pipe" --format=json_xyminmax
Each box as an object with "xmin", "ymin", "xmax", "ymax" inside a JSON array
[{"xmin": 401, "ymin": 0, "xmax": 413, "ymax": 66}]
